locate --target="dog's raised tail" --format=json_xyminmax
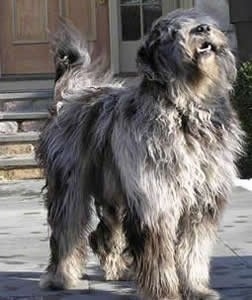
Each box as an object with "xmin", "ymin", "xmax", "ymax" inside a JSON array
[{"xmin": 50, "ymin": 18, "xmax": 91, "ymax": 82}]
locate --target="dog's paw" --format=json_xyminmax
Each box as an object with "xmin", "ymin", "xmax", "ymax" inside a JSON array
[
  {"xmin": 102, "ymin": 251, "xmax": 135, "ymax": 282},
  {"xmin": 40, "ymin": 271, "xmax": 78, "ymax": 290},
  {"xmin": 143, "ymin": 295, "xmax": 182, "ymax": 300},
  {"xmin": 183, "ymin": 288, "xmax": 220, "ymax": 300}
]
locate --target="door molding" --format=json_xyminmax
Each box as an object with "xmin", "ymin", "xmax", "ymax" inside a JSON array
[
  {"xmin": 109, "ymin": 0, "xmax": 120, "ymax": 74},
  {"xmin": 109, "ymin": 0, "xmax": 194, "ymax": 74}
]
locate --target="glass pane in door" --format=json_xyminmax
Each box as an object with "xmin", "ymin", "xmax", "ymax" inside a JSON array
[
  {"xmin": 121, "ymin": 6, "xmax": 141, "ymax": 41},
  {"xmin": 119, "ymin": 0, "xmax": 162, "ymax": 73},
  {"xmin": 120, "ymin": 0, "xmax": 161, "ymax": 41},
  {"xmin": 143, "ymin": 4, "xmax": 162, "ymax": 34},
  {"xmin": 143, "ymin": 0, "xmax": 161, "ymax": 3},
  {"xmin": 120, "ymin": 0, "xmax": 140, "ymax": 4}
]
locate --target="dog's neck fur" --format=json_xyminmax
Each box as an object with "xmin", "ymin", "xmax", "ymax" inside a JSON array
[{"xmin": 139, "ymin": 77, "xmax": 228, "ymax": 114}]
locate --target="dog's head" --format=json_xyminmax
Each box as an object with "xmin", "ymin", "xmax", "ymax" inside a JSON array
[{"xmin": 137, "ymin": 9, "xmax": 236, "ymax": 95}]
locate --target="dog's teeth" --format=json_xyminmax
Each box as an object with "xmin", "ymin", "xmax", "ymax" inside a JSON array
[{"xmin": 197, "ymin": 44, "xmax": 212, "ymax": 53}]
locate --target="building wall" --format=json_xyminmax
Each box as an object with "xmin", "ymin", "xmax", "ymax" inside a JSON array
[{"xmin": 194, "ymin": 0, "xmax": 237, "ymax": 51}]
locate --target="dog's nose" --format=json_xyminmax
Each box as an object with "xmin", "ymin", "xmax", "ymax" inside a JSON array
[{"xmin": 196, "ymin": 24, "xmax": 211, "ymax": 33}]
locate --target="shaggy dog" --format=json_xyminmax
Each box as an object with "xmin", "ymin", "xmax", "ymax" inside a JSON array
[{"xmin": 36, "ymin": 9, "xmax": 243, "ymax": 300}]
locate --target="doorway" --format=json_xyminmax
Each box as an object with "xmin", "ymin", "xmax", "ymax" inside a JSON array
[{"xmin": 109, "ymin": 0, "xmax": 194, "ymax": 74}]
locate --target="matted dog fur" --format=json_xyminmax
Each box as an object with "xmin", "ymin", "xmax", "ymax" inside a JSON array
[{"xmin": 36, "ymin": 9, "xmax": 244, "ymax": 300}]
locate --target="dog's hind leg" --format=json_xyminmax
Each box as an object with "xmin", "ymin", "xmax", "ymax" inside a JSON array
[
  {"xmin": 125, "ymin": 212, "xmax": 180, "ymax": 300},
  {"xmin": 176, "ymin": 212, "xmax": 220, "ymax": 300},
  {"xmin": 40, "ymin": 183, "xmax": 92, "ymax": 290},
  {"xmin": 89, "ymin": 204, "xmax": 133, "ymax": 281}
]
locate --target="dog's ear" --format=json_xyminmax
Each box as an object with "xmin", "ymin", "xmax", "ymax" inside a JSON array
[
  {"xmin": 136, "ymin": 24, "xmax": 163, "ymax": 80},
  {"xmin": 136, "ymin": 24, "xmax": 177, "ymax": 81},
  {"xmin": 136, "ymin": 40, "xmax": 157, "ymax": 80}
]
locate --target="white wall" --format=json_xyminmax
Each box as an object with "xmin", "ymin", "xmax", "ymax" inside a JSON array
[{"xmin": 194, "ymin": 0, "xmax": 237, "ymax": 50}]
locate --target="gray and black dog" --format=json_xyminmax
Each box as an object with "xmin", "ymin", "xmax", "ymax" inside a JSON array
[{"xmin": 37, "ymin": 9, "xmax": 244, "ymax": 300}]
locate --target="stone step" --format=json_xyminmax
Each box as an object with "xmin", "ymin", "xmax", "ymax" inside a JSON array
[
  {"xmin": 0, "ymin": 167, "xmax": 42, "ymax": 181},
  {"xmin": 0, "ymin": 132, "xmax": 39, "ymax": 144},
  {"xmin": 0, "ymin": 90, "xmax": 53, "ymax": 101},
  {"xmin": 0, "ymin": 154, "xmax": 37, "ymax": 169},
  {"xmin": 0, "ymin": 143, "xmax": 34, "ymax": 156},
  {"xmin": 0, "ymin": 89, "xmax": 51, "ymax": 180},
  {"xmin": 0, "ymin": 111, "xmax": 48, "ymax": 121},
  {"xmin": 0, "ymin": 154, "xmax": 42, "ymax": 180},
  {"xmin": 0, "ymin": 132, "xmax": 44, "ymax": 180},
  {"xmin": 0, "ymin": 90, "xmax": 53, "ymax": 113},
  {"xmin": 0, "ymin": 132, "xmax": 40, "ymax": 156}
]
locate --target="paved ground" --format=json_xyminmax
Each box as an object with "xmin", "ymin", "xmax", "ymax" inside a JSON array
[{"xmin": 0, "ymin": 180, "xmax": 251, "ymax": 300}]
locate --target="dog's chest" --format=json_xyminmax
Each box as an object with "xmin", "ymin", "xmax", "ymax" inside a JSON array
[
  {"xmin": 149, "ymin": 108, "xmax": 224, "ymax": 157},
  {"xmin": 177, "ymin": 115, "xmax": 224, "ymax": 174},
  {"xmin": 147, "ymin": 107, "xmax": 234, "ymax": 195}
]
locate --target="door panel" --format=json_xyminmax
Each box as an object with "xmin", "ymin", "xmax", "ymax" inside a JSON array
[
  {"xmin": 0, "ymin": 0, "xmax": 59, "ymax": 74},
  {"xmin": 59, "ymin": 0, "xmax": 96, "ymax": 40},
  {"xmin": 13, "ymin": 0, "xmax": 48, "ymax": 44},
  {"xmin": 0, "ymin": 0, "xmax": 109, "ymax": 75}
]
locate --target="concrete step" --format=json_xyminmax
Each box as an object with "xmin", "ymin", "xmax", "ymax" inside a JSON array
[
  {"xmin": 0, "ymin": 144, "xmax": 34, "ymax": 156},
  {"xmin": 0, "ymin": 131, "xmax": 43, "ymax": 181},
  {"xmin": 0, "ymin": 112, "xmax": 48, "ymax": 132},
  {"xmin": 0, "ymin": 90, "xmax": 53, "ymax": 113},
  {"xmin": 0, "ymin": 132, "xmax": 40, "ymax": 156},
  {"xmin": 0, "ymin": 112, "xmax": 48, "ymax": 121},
  {"xmin": 0, "ymin": 90, "xmax": 51, "ymax": 133},
  {"xmin": 0, "ymin": 89, "xmax": 51, "ymax": 180},
  {"xmin": 0, "ymin": 154, "xmax": 37, "ymax": 169},
  {"xmin": 0, "ymin": 132, "xmax": 39, "ymax": 144},
  {"xmin": 0, "ymin": 90, "xmax": 53, "ymax": 101},
  {"xmin": 0, "ymin": 167, "xmax": 42, "ymax": 181},
  {"xmin": 0, "ymin": 154, "xmax": 42, "ymax": 180}
]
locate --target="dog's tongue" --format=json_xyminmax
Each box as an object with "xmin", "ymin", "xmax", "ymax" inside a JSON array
[{"xmin": 197, "ymin": 43, "xmax": 212, "ymax": 54}]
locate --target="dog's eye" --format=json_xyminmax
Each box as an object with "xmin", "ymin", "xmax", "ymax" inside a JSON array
[{"xmin": 171, "ymin": 29, "xmax": 178, "ymax": 40}]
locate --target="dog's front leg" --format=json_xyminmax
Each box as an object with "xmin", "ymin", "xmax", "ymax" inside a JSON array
[
  {"xmin": 176, "ymin": 209, "xmax": 221, "ymax": 300},
  {"xmin": 124, "ymin": 211, "xmax": 181, "ymax": 300}
]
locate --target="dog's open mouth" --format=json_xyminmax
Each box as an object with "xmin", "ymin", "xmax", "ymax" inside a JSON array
[{"xmin": 196, "ymin": 42, "xmax": 216, "ymax": 55}]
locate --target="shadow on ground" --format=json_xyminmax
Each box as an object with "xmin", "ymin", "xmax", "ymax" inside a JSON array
[
  {"xmin": 0, "ymin": 256, "xmax": 251, "ymax": 299},
  {"xmin": 0, "ymin": 270, "xmax": 137, "ymax": 299}
]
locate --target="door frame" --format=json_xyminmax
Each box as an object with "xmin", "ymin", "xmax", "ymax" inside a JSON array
[{"xmin": 108, "ymin": 0, "xmax": 194, "ymax": 74}]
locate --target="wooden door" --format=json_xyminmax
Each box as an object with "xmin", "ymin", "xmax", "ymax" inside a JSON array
[{"xmin": 0, "ymin": 0, "xmax": 110, "ymax": 75}]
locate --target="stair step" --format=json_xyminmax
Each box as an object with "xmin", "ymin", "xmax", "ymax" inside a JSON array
[
  {"xmin": 0, "ymin": 154, "xmax": 37, "ymax": 169},
  {"xmin": 0, "ymin": 112, "xmax": 48, "ymax": 121},
  {"xmin": 0, "ymin": 153, "xmax": 43, "ymax": 180},
  {"xmin": 0, "ymin": 89, "xmax": 51, "ymax": 180},
  {"xmin": 0, "ymin": 132, "xmax": 40, "ymax": 144},
  {"xmin": 0, "ymin": 90, "xmax": 53, "ymax": 101},
  {"xmin": 0, "ymin": 167, "xmax": 43, "ymax": 181}
]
